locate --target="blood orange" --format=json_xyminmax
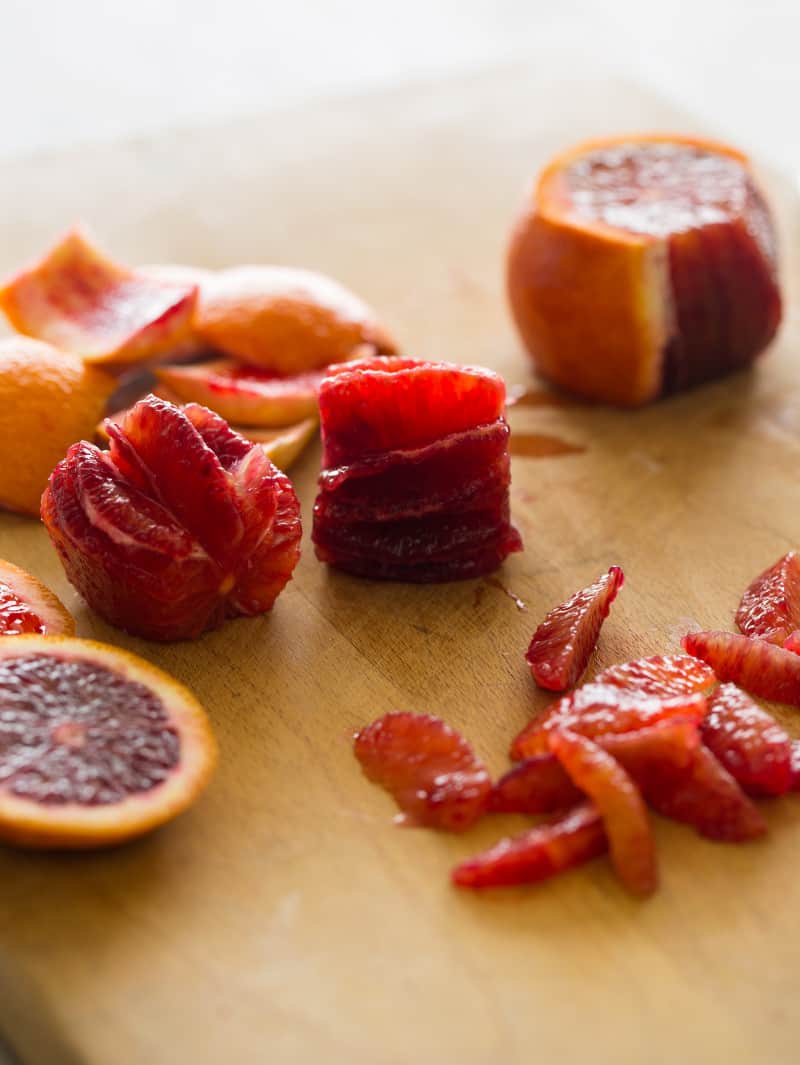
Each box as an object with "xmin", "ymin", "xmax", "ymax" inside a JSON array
[
  {"xmin": 0, "ymin": 635, "xmax": 216, "ymax": 848},
  {"xmin": 0, "ymin": 559, "xmax": 74, "ymax": 636}
]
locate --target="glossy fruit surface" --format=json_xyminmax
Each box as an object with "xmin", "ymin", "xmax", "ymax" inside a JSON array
[
  {"xmin": 550, "ymin": 730, "xmax": 657, "ymax": 896},
  {"xmin": 452, "ymin": 802, "xmax": 606, "ymax": 889},
  {"xmin": 0, "ymin": 559, "xmax": 74, "ymax": 636},
  {"xmin": 684, "ymin": 630, "xmax": 800, "ymax": 707},
  {"xmin": 736, "ymin": 552, "xmax": 800, "ymax": 645},
  {"xmin": 42, "ymin": 396, "xmax": 301, "ymax": 641},
  {"xmin": 510, "ymin": 683, "xmax": 707, "ymax": 759},
  {"xmin": 595, "ymin": 654, "xmax": 717, "ymax": 698},
  {"xmin": 0, "ymin": 229, "xmax": 197, "ymax": 367},
  {"xmin": 0, "ymin": 337, "xmax": 115, "ymax": 515},
  {"xmin": 526, "ymin": 566, "xmax": 624, "ymax": 691},
  {"xmin": 507, "ymin": 134, "xmax": 781, "ymax": 405},
  {"xmin": 0, "ymin": 635, "xmax": 216, "ymax": 848},
  {"xmin": 701, "ymin": 683, "xmax": 793, "ymax": 796},
  {"xmin": 354, "ymin": 712, "xmax": 490, "ymax": 832}
]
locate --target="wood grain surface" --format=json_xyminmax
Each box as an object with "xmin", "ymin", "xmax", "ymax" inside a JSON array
[{"xmin": 0, "ymin": 60, "xmax": 798, "ymax": 1065}]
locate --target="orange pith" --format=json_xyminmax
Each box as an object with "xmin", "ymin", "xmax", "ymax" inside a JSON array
[
  {"xmin": 507, "ymin": 133, "xmax": 781, "ymax": 405},
  {"xmin": 0, "ymin": 337, "xmax": 115, "ymax": 515},
  {"xmin": 0, "ymin": 635, "xmax": 217, "ymax": 849}
]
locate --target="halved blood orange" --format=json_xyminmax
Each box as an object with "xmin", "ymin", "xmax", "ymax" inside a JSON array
[
  {"xmin": 0, "ymin": 635, "xmax": 216, "ymax": 848},
  {"xmin": 155, "ymin": 357, "xmax": 323, "ymax": 426},
  {"xmin": 0, "ymin": 229, "xmax": 198, "ymax": 368},
  {"xmin": 191, "ymin": 265, "xmax": 396, "ymax": 374},
  {"xmin": 0, "ymin": 559, "xmax": 74, "ymax": 636},
  {"xmin": 507, "ymin": 134, "xmax": 782, "ymax": 405}
]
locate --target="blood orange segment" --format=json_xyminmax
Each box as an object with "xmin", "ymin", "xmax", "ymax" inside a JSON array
[
  {"xmin": 791, "ymin": 742, "xmax": 800, "ymax": 790},
  {"xmin": 0, "ymin": 635, "xmax": 216, "ymax": 849},
  {"xmin": 155, "ymin": 358, "xmax": 324, "ymax": 427},
  {"xmin": 0, "ymin": 229, "xmax": 197, "ymax": 367},
  {"xmin": 700, "ymin": 683, "xmax": 793, "ymax": 796},
  {"xmin": 353, "ymin": 712, "xmax": 490, "ymax": 832},
  {"xmin": 683, "ymin": 630, "xmax": 800, "ymax": 707},
  {"xmin": 550, "ymin": 730, "xmax": 657, "ymax": 897},
  {"xmin": 595, "ymin": 654, "xmax": 717, "ymax": 698},
  {"xmin": 319, "ymin": 357, "xmax": 506, "ymax": 467},
  {"xmin": 784, "ymin": 631, "xmax": 800, "ymax": 656},
  {"xmin": 525, "ymin": 566, "xmax": 624, "ymax": 692},
  {"xmin": 452, "ymin": 803, "xmax": 606, "ymax": 889},
  {"xmin": 510, "ymin": 683, "xmax": 707, "ymax": 760},
  {"xmin": 489, "ymin": 754, "xmax": 583, "ymax": 815},
  {"xmin": 736, "ymin": 552, "xmax": 800, "ymax": 645},
  {"xmin": 0, "ymin": 559, "xmax": 75, "ymax": 636},
  {"xmin": 495, "ymin": 719, "xmax": 700, "ymax": 816}
]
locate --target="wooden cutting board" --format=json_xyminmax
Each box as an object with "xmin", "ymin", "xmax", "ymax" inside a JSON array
[{"xmin": 0, "ymin": 60, "xmax": 798, "ymax": 1065}]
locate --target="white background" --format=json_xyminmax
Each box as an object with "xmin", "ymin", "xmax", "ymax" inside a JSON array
[{"xmin": 0, "ymin": 1, "xmax": 798, "ymax": 1061}]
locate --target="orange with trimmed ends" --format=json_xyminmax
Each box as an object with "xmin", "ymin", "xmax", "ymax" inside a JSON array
[
  {"xmin": 0, "ymin": 559, "xmax": 74, "ymax": 635},
  {"xmin": 507, "ymin": 134, "xmax": 782, "ymax": 405},
  {"xmin": 192, "ymin": 265, "xmax": 397, "ymax": 373},
  {"xmin": 0, "ymin": 337, "xmax": 115, "ymax": 515},
  {"xmin": 0, "ymin": 229, "xmax": 198, "ymax": 367},
  {"xmin": 0, "ymin": 635, "xmax": 216, "ymax": 849}
]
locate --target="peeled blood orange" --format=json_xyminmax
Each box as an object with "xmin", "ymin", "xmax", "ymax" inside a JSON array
[
  {"xmin": 0, "ymin": 559, "xmax": 74, "ymax": 636},
  {"xmin": 0, "ymin": 635, "xmax": 216, "ymax": 848},
  {"xmin": 507, "ymin": 134, "xmax": 782, "ymax": 405}
]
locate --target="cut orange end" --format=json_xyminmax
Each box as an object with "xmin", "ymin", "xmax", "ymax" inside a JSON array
[
  {"xmin": 154, "ymin": 357, "xmax": 322, "ymax": 426},
  {"xmin": 0, "ymin": 229, "xmax": 198, "ymax": 368},
  {"xmin": 0, "ymin": 337, "xmax": 116, "ymax": 515},
  {"xmin": 0, "ymin": 635, "xmax": 217, "ymax": 849},
  {"xmin": 507, "ymin": 134, "xmax": 782, "ymax": 406},
  {"xmin": 192, "ymin": 265, "xmax": 397, "ymax": 374},
  {"xmin": 0, "ymin": 559, "xmax": 75, "ymax": 636}
]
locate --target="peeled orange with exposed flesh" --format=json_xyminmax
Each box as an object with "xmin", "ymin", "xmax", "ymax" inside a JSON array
[
  {"xmin": 0, "ymin": 635, "xmax": 216, "ymax": 848},
  {"xmin": 0, "ymin": 559, "xmax": 74, "ymax": 636},
  {"xmin": 507, "ymin": 134, "xmax": 782, "ymax": 405},
  {"xmin": 0, "ymin": 337, "xmax": 115, "ymax": 515}
]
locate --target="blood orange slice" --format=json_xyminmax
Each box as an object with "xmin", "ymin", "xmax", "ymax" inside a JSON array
[
  {"xmin": 0, "ymin": 635, "xmax": 216, "ymax": 848},
  {"xmin": 507, "ymin": 134, "xmax": 781, "ymax": 405},
  {"xmin": 0, "ymin": 559, "xmax": 74, "ymax": 636}
]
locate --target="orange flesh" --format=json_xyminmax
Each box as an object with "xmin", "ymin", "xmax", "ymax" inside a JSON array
[
  {"xmin": 562, "ymin": 142, "xmax": 749, "ymax": 236},
  {"xmin": 0, "ymin": 581, "xmax": 47, "ymax": 634}
]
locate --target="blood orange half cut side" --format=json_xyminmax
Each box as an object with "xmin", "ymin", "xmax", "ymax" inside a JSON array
[
  {"xmin": 0, "ymin": 635, "xmax": 217, "ymax": 848},
  {"xmin": 0, "ymin": 559, "xmax": 75, "ymax": 636}
]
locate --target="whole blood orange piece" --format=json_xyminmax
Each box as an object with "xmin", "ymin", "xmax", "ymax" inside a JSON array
[
  {"xmin": 155, "ymin": 358, "xmax": 324, "ymax": 427},
  {"xmin": 550, "ymin": 730, "xmax": 657, "ymax": 897},
  {"xmin": 595, "ymin": 653, "xmax": 717, "ymax": 698},
  {"xmin": 683, "ymin": 630, "xmax": 800, "ymax": 707},
  {"xmin": 319, "ymin": 357, "xmax": 506, "ymax": 467},
  {"xmin": 0, "ymin": 337, "xmax": 115, "ymax": 516},
  {"xmin": 701, "ymin": 683, "xmax": 793, "ymax": 796},
  {"xmin": 510, "ymin": 683, "xmax": 707, "ymax": 760},
  {"xmin": 0, "ymin": 230, "xmax": 198, "ymax": 367},
  {"xmin": 736, "ymin": 551, "xmax": 800, "ymax": 644},
  {"xmin": 507, "ymin": 134, "xmax": 781, "ymax": 405},
  {"xmin": 0, "ymin": 559, "xmax": 74, "ymax": 636},
  {"xmin": 353, "ymin": 712, "xmax": 491, "ymax": 832},
  {"xmin": 452, "ymin": 803, "xmax": 606, "ymax": 889},
  {"xmin": 191, "ymin": 265, "xmax": 396, "ymax": 374},
  {"xmin": 41, "ymin": 395, "xmax": 301, "ymax": 641},
  {"xmin": 0, "ymin": 635, "xmax": 216, "ymax": 848},
  {"xmin": 525, "ymin": 566, "xmax": 624, "ymax": 692}
]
